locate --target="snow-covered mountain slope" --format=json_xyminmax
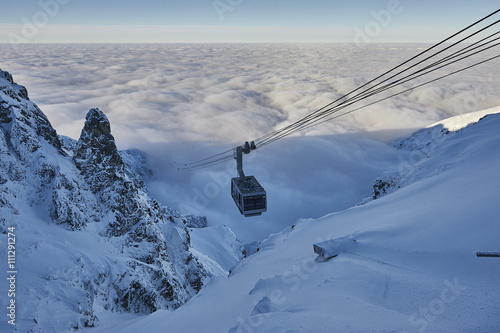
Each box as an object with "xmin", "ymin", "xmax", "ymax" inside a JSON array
[
  {"xmin": 97, "ymin": 108, "xmax": 500, "ymax": 333},
  {"xmin": 371, "ymin": 106, "xmax": 500, "ymax": 201},
  {"xmin": 0, "ymin": 69, "xmax": 243, "ymax": 332}
]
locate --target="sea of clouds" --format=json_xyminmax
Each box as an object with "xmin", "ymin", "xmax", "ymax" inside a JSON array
[{"xmin": 1, "ymin": 43, "xmax": 498, "ymax": 242}]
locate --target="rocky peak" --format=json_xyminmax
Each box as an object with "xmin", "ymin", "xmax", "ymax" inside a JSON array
[
  {"xmin": 73, "ymin": 108, "xmax": 124, "ymax": 192},
  {"xmin": 83, "ymin": 108, "xmax": 113, "ymax": 138}
]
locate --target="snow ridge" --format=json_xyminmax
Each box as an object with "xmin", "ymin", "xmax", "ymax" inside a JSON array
[{"xmin": 371, "ymin": 106, "xmax": 500, "ymax": 200}]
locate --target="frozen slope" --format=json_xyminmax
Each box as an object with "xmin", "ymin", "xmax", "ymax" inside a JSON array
[{"xmin": 95, "ymin": 108, "xmax": 500, "ymax": 333}]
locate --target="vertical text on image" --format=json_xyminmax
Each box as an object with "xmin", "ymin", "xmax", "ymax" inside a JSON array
[{"xmin": 6, "ymin": 226, "xmax": 17, "ymax": 326}]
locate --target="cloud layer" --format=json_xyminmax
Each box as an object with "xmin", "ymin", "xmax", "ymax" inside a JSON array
[{"xmin": 1, "ymin": 43, "xmax": 498, "ymax": 242}]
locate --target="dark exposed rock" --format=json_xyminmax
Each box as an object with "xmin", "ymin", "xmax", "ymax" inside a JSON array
[
  {"xmin": 73, "ymin": 108, "xmax": 144, "ymax": 235},
  {"xmin": 183, "ymin": 215, "xmax": 208, "ymax": 228},
  {"xmin": 0, "ymin": 69, "xmax": 29, "ymax": 101},
  {"xmin": 372, "ymin": 178, "xmax": 399, "ymax": 200},
  {"xmin": 0, "ymin": 102, "xmax": 13, "ymax": 123},
  {"xmin": 70, "ymin": 107, "xmax": 210, "ymax": 311},
  {"xmin": 74, "ymin": 108, "xmax": 124, "ymax": 193},
  {"xmin": 32, "ymin": 104, "xmax": 64, "ymax": 153}
]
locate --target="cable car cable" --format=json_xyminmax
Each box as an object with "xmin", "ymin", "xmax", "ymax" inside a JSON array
[
  {"xmin": 177, "ymin": 9, "xmax": 499, "ymax": 171},
  {"xmin": 256, "ymin": 42, "xmax": 500, "ymax": 148},
  {"xmin": 296, "ymin": 53, "xmax": 500, "ymax": 135},
  {"xmin": 255, "ymin": 26, "xmax": 500, "ymax": 147},
  {"xmin": 255, "ymin": 19, "xmax": 499, "ymax": 147},
  {"xmin": 252, "ymin": 10, "xmax": 499, "ymax": 147},
  {"xmin": 174, "ymin": 148, "xmax": 234, "ymax": 170}
]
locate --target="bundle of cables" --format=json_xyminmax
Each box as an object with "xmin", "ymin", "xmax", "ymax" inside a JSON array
[{"xmin": 178, "ymin": 9, "xmax": 499, "ymax": 171}]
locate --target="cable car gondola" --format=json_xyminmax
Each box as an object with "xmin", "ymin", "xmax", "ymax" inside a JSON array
[{"xmin": 231, "ymin": 142, "xmax": 267, "ymax": 217}]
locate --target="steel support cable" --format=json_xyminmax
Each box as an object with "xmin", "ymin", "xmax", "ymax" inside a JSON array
[
  {"xmin": 174, "ymin": 149, "xmax": 233, "ymax": 170},
  {"xmin": 257, "ymin": 20, "xmax": 500, "ymax": 147},
  {"xmin": 257, "ymin": 54, "xmax": 495, "ymax": 148},
  {"xmin": 257, "ymin": 46, "xmax": 500, "ymax": 149},
  {"xmin": 253, "ymin": 9, "xmax": 500, "ymax": 147},
  {"xmin": 294, "ymin": 54, "xmax": 500, "ymax": 136},
  {"xmin": 316, "ymin": 37, "xmax": 500, "ymax": 127},
  {"xmin": 177, "ymin": 9, "xmax": 499, "ymax": 170},
  {"xmin": 174, "ymin": 147, "xmax": 233, "ymax": 169},
  {"xmin": 425, "ymin": 30, "xmax": 500, "ymax": 66},
  {"xmin": 255, "ymin": 19, "xmax": 500, "ymax": 148},
  {"xmin": 182, "ymin": 43, "xmax": 499, "ymax": 169},
  {"xmin": 178, "ymin": 153, "xmax": 234, "ymax": 171},
  {"xmin": 342, "ymin": 40, "xmax": 500, "ymax": 112},
  {"xmin": 325, "ymin": 29, "xmax": 500, "ymax": 116},
  {"xmin": 326, "ymin": 21, "xmax": 500, "ymax": 110}
]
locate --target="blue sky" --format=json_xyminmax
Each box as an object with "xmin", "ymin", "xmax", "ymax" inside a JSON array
[{"xmin": 0, "ymin": 0, "xmax": 498, "ymax": 43}]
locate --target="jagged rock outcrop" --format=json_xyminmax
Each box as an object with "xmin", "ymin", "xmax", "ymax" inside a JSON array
[
  {"xmin": 73, "ymin": 108, "xmax": 124, "ymax": 192},
  {"xmin": 69, "ymin": 107, "xmax": 208, "ymax": 311},
  {"xmin": 0, "ymin": 69, "xmax": 230, "ymax": 331},
  {"xmin": 73, "ymin": 108, "xmax": 150, "ymax": 235}
]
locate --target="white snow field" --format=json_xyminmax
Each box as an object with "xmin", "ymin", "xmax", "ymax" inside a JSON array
[{"xmin": 91, "ymin": 106, "xmax": 500, "ymax": 332}]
